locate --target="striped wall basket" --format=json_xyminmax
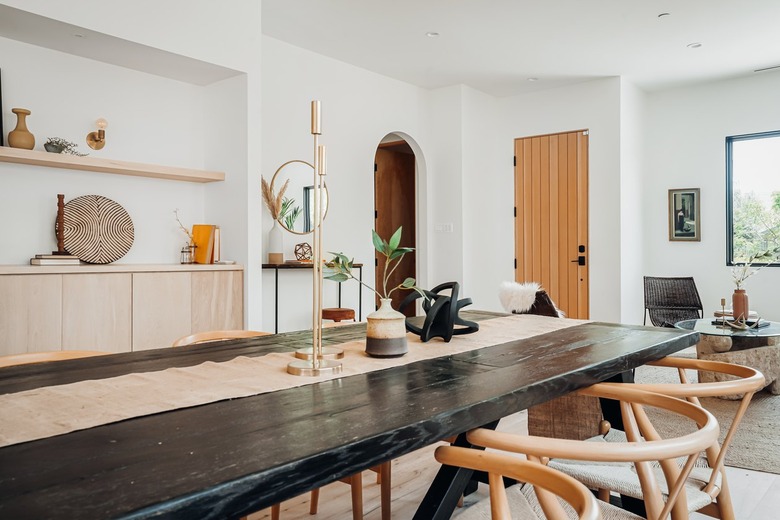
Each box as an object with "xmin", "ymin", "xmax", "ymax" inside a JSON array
[{"xmin": 61, "ymin": 195, "xmax": 134, "ymax": 264}]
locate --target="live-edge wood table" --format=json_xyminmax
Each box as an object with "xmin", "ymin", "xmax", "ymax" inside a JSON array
[{"xmin": 0, "ymin": 311, "xmax": 698, "ymax": 520}]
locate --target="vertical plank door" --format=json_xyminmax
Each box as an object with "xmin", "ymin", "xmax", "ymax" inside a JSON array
[{"xmin": 514, "ymin": 130, "xmax": 589, "ymax": 318}]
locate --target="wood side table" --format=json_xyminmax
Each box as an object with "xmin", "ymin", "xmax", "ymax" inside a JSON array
[{"xmin": 262, "ymin": 262, "xmax": 363, "ymax": 333}]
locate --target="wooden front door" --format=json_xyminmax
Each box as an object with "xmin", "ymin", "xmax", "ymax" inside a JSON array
[
  {"xmin": 374, "ymin": 141, "xmax": 416, "ymax": 316},
  {"xmin": 514, "ymin": 130, "xmax": 589, "ymax": 319}
]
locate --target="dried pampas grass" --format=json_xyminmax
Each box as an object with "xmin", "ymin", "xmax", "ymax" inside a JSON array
[{"xmin": 261, "ymin": 177, "xmax": 289, "ymax": 219}]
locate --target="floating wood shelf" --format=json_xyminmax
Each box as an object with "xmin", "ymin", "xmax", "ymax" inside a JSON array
[{"xmin": 0, "ymin": 146, "xmax": 225, "ymax": 183}]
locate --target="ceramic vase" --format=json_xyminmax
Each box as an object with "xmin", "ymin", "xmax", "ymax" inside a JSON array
[
  {"xmin": 732, "ymin": 289, "xmax": 749, "ymax": 321},
  {"xmin": 268, "ymin": 219, "xmax": 283, "ymax": 264},
  {"xmin": 8, "ymin": 108, "xmax": 35, "ymax": 150},
  {"xmin": 365, "ymin": 298, "xmax": 408, "ymax": 357}
]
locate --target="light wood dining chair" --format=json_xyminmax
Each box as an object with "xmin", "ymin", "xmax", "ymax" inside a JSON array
[
  {"xmin": 171, "ymin": 329, "xmax": 272, "ymax": 347},
  {"xmin": 461, "ymin": 383, "xmax": 720, "ymax": 520},
  {"xmin": 574, "ymin": 357, "xmax": 764, "ymax": 520},
  {"xmin": 173, "ymin": 329, "xmax": 391, "ymax": 520},
  {"xmin": 0, "ymin": 350, "xmax": 110, "ymax": 368},
  {"xmin": 435, "ymin": 446, "xmax": 600, "ymax": 520}
]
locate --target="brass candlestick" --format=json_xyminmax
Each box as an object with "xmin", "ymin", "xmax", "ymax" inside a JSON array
[
  {"xmin": 718, "ymin": 298, "xmax": 727, "ymax": 327},
  {"xmin": 288, "ymin": 101, "xmax": 343, "ymax": 376}
]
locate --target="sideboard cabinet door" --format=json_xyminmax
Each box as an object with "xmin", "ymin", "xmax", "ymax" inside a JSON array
[
  {"xmin": 0, "ymin": 274, "xmax": 62, "ymax": 355},
  {"xmin": 191, "ymin": 270, "xmax": 244, "ymax": 333},
  {"xmin": 132, "ymin": 272, "xmax": 192, "ymax": 351},
  {"xmin": 62, "ymin": 274, "xmax": 132, "ymax": 352}
]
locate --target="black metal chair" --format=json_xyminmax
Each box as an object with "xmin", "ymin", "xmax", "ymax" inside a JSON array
[{"xmin": 643, "ymin": 276, "xmax": 703, "ymax": 327}]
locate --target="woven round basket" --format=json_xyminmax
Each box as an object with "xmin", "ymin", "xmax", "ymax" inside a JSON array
[{"xmin": 62, "ymin": 195, "xmax": 134, "ymax": 264}]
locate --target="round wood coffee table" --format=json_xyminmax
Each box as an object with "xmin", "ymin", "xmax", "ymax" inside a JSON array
[{"xmin": 676, "ymin": 318, "xmax": 780, "ymax": 395}]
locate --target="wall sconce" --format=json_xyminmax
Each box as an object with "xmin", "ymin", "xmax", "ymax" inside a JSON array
[{"xmin": 86, "ymin": 118, "xmax": 108, "ymax": 150}]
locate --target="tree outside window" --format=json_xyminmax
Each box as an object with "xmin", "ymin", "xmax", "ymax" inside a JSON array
[{"xmin": 727, "ymin": 131, "xmax": 780, "ymax": 265}]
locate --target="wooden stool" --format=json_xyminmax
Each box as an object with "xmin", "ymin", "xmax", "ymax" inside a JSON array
[{"xmin": 322, "ymin": 307, "xmax": 355, "ymax": 323}]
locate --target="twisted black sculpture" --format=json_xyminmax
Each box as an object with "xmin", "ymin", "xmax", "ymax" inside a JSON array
[{"xmin": 398, "ymin": 281, "xmax": 479, "ymax": 342}]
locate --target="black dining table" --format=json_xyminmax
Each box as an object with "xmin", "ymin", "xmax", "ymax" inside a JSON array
[{"xmin": 0, "ymin": 311, "xmax": 698, "ymax": 519}]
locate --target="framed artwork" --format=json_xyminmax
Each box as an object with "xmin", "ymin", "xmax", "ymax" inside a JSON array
[{"xmin": 668, "ymin": 188, "xmax": 700, "ymax": 241}]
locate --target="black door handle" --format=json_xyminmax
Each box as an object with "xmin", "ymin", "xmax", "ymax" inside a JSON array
[{"xmin": 571, "ymin": 256, "xmax": 586, "ymax": 266}]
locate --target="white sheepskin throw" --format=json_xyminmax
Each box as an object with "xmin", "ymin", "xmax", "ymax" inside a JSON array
[{"xmin": 499, "ymin": 281, "xmax": 541, "ymax": 314}]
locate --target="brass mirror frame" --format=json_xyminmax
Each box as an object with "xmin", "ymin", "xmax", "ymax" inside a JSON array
[{"xmin": 271, "ymin": 159, "xmax": 329, "ymax": 235}]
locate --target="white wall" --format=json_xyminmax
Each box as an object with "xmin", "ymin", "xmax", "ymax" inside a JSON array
[
  {"xmin": 645, "ymin": 71, "xmax": 780, "ymax": 321},
  {"xmin": 619, "ymin": 79, "xmax": 649, "ymax": 324},
  {"xmin": 261, "ymin": 36, "xmax": 430, "ymax": 332},
  {"xmin": 479, "ymin": 78, "xmax": 623, "ymax": 321},
  {"xmin": 423, "ymin": 85, "xmax": 467, "ymax": 289},
  {"xmin": 461, "ymin": 86, "xmax": 502, "ymax": 308}
]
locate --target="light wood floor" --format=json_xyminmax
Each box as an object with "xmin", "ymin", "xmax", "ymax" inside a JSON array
[{"xmin": 248, "ymin": 410, "xmax": 779, "ymax": 520}]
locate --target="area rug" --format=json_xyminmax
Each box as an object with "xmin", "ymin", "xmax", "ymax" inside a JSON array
[{"xmin": 634, "ymin": 360, "xmax": 780, "ymax": 475}]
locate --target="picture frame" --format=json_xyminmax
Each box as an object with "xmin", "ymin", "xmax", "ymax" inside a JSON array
[{"xmin": 668, "ymin": 188, "xmax": 700, "ymax": 241}]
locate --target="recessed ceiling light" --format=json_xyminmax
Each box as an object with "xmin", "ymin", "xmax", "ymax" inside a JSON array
[
  {"xmin": 687, "ymin": 42, "xmax": 702, "ymax": 49},
  {"xmin": 426, "ymin": 32, "xmax": 440, "ymax": 38},
  {"xmin": 657, "ymin": 12, "xmax": 670, "ymax": 18},
  {"xmin": 527, "ymin": 77, "xmax": 539, "ymax": 82}
]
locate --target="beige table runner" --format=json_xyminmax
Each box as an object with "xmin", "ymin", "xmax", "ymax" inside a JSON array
[{"xmin": 0, "ymin": 315, "xmax": 585, "ymax": 447}]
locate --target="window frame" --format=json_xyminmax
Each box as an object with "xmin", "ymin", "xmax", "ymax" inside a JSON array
[{"xmin": 725, "ymin": 129, "xmax": 780, "ymax": 267}]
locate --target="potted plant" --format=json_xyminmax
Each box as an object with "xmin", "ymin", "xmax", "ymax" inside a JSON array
[
  {"xmin": 326, "ymin": 226, "xmax": 425, "ymax": 357},
  {"xmin": 261, "ymin": 177, "xmax": 289, "ymax": 263}
]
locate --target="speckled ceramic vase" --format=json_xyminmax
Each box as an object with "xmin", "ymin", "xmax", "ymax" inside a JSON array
[
  {"xmin": 365, "ymin": 298, "xmax": 407, "ymax": 357},
  {"xmin": 8, "ymin": 108, "xmax": 35, "ymax": 150}
]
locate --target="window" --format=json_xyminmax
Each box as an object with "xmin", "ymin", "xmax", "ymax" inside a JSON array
[{"xmin": 726, "ymin": 130, "xmax": 780, "ymax": 265}]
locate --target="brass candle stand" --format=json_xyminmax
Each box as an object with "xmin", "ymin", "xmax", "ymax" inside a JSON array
[{"xmin": 287, "ymin": 101, "xmax": 343, "ymax": 376}]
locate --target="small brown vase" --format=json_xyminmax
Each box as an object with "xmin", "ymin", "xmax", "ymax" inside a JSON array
[
  {"xmin": 732, "ymin": 289, "xmax": 749, "ymax": 321},
  {"xmin": 8, "ymin": 108, "xmax": 35, "ymax": 150}
]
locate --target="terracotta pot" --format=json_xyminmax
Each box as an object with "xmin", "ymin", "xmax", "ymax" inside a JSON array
[
  {"xmin": 732, "ymin": 289, "xmax": 749, "ymax": 321},
  {"xmin": 8, "ymin": 108, "xmax": 35, "ymax": 150},
  {"xmin": 365, "ymin": 298, "xmax": 407, "ymax": 357}
]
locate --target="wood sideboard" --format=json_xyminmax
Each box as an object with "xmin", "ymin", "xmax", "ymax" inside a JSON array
[{"xmin": 0, "ymin": 264, "xmax": 243, "ymax": 355}]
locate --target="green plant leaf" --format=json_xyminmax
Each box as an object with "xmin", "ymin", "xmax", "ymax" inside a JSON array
[
  {"xmin": 413, "ymin": 286, "xmax": 429, "ymax": 301},
  {"xmin": 372, "ymin": 230, "xmax": 387, "ymax": 255},
  {"xmin": 325, "ymin": 273, "xmax": 349, "ymax": 282},
  {"xmin": 388, "ymin": 226, "xmax": 403, "ymax": 251},
  {"xmin": 401, "ymin": 277, "xmax": 416, "ymax": 288},
  {"xmin": 389, "ymin": 247, "xmax": 414, "ymax": 260}
]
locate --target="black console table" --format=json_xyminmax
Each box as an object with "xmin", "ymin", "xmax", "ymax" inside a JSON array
[{"xmin": 262, "ymin": 262, "xmax": 363, "ymax": 333}]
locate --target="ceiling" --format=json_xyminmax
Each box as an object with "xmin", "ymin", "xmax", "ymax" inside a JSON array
[{"xmin": 262, "ymin": 0, "xmax": 780, "ymax": 97}]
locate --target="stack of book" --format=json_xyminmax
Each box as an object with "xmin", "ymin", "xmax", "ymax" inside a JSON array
[
  {"xmin": 191, "ymin": 225, "xmax": 221, "ymax": 264},
  {"xmin": 30, "ymin": 254, "xmax": 81, "ymax": 266}
]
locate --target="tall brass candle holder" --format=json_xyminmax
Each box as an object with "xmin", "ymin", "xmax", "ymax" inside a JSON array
[{"xmin": 288, "ymin": 101, "xmax": 343, "ymax": 376}]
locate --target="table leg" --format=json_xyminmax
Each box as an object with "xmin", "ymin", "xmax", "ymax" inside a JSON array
[
  {"xmin": 274, "ymin": 267, "xmax": 279, "ymax": 334},
  {"xmin": 413, "ymin": 420, "xmax": 500, "ymax": 520}
]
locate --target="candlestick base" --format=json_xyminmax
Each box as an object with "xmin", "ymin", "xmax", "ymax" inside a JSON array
[
  {"xmin": 293, "ymin": 347, "xmax": 344, "ymax": 360},
  {"xmin": 287, "ymin": 358, "xmax": 342, "ymax": 376}
]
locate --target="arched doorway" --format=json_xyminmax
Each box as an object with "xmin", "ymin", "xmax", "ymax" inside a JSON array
[{"xmin": 374, "ymin": 134, "xmax": 417, "ymax": 316}]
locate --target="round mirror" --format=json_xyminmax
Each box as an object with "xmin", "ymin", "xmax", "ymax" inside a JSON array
[{"xmin": 270, "ymin": 160, "xmax": 329, "ymax": 235}]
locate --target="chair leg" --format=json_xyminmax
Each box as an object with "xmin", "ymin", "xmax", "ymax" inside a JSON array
[
  {"xmin": 714, "ymin": 472, "xmax": 736, "ymax": 520},
  {"xmin": 349, "ymin": 474, "xmax": 363, "ymax": 520},
  {"xmin": 271, "ymin": 503, "xmax": 280, "ymax": 520},
  {"xmin": 309, "ymin": 488, "xmax": 320, "ymax": 515},
  {"xmin": 379, "ymin": 462, "xmax": 391, "ymax": 520}
]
